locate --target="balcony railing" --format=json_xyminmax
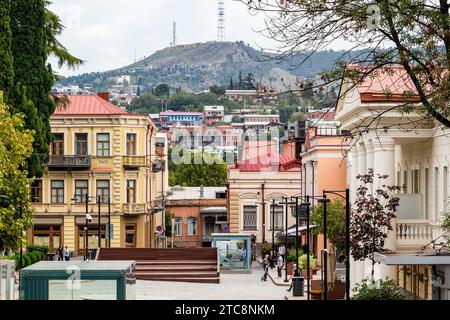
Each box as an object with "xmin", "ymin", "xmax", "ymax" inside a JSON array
[
  {"xmin": 122, "ymin": 203, "xmax": 146, "ymax": 215},
  {"xmin": 396, "ymin": 219, "xmax": 442, "ymax": 248},
  {"xmin": 123, "ymin": 156, "xmax": 145, "ymax": 169},
  {"xmin": 47, "ymin": 155, "xmax": 91, "ymax": 170}
]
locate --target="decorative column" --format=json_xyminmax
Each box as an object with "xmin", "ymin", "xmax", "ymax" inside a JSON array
[
  {"xmin": 356, "ymin": 142, "xmax": 367, "ymax": 280},
  {"xmin": 349, "ymin": 145, "xmax": 360, "ymax": 289},
  {"xmin": 364, "ymin": 139, "xmax": 374, "ymax": 278},
  {"xmin": 373, "ymin": 136, "xmax": 397, "ymax": 280}
]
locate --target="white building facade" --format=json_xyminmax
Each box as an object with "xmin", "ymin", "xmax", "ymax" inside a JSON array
[{"xmin": 336, "ymin": 66, "xmax": 450, "ymax": 299}]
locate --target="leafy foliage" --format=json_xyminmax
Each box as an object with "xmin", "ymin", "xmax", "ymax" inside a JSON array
[
  {"xmin": 440, "ymin": 210, "xmax": 450, "ymax": 246},
  {"xmin": 11, "ymin": 0, "xmax": 54, "ymax": 178},
  {"xmin": 0, "ymin": 0, "xmax": 14, "ymax": 103},
  {"xmin": 168, "ymin": 150, "xmax": 227, "ymax": 187},
  {"xmin": 351, "ymin": 278, "xmax": 404, "ymax": 300},
  {"xmin": 350, "ymin": 169, "xmax": 401, "ymax": 279},
  {"xmin": 0, "ymin": 93, "xmax": 34, "ymax": 253},
  {"xmin": 311, "ymin": 199, "xmax": 346, "ymax": 256}
]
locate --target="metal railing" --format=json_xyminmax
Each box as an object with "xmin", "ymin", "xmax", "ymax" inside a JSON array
[{"xmin": 47, "ymin": 155, "xmax": 91, "ymax": 168}]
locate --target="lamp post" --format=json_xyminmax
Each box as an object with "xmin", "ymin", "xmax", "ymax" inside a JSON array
[
  {"xmin": 322, "ymin": 188, "xmax": 351, "ymax": 301},
  {"xmin": 318, "ymin": 194, "xmax": 331, "ymax": 300},
  {"xmin": 291, "ymin": 196, "xmax": 300, "ymax": 277},
  {"xmin": 305, "ymin": 195, "xmax": 311, "ymax": 301},
  {"xmin": 108, "ymin": 196, "xmax": 111, "ymax": 248},
  {"xmin": 98, "ymin": 196, "xmax": 101, "ymax": 248},
  {"xmin": 72, "ymin": 193, "xmax": 92, "ymax": 261},
  {"xmin": 279, "ymin": 197, "xmax": 296, "ymax": 283},
  {"xmin": 271, "ymin": 199, "xmax": 275, "ymax": 258}
]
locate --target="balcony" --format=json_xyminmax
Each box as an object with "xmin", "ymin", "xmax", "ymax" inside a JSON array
[
  {"xmin": 122, "ymin": 203, "xmax": 146, "ymax": 215},
  {"xmin": 396, "ymin": 219, "xmax": 442, "ymax": 249},
  {"xmin": 47, "ymin": 155, "xmax": 91, "ymax": 170},
  {"xmin": 123, "ymin": 156, "xmax": 146, "ymax": 169}
]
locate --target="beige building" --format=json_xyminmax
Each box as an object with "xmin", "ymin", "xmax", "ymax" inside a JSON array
[
  {"xmin": 29, "ymin": 93, "xmax": 165, "ymax": 256},
  {"xmin": 227, "ymin": 147, "xmax": 302, "ymax": 246}
]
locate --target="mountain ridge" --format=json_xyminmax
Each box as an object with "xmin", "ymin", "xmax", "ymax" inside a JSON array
[{"xmin": 57, "ymin": 41, "xmax": 358, "ymax": 92}]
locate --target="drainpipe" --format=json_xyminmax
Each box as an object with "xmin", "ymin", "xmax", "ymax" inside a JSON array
[
  {"xmin": 147, "ymin": 124, "xmax": 154, "ymax": 248},
  {"xmin": 226, "ymin": 182, "xmax": 230, "ymax": 230},
  {"xmin": 303, "ymin": 164, "xmax": 307, "ymax": 200},
  {"xmin": 310, "ymin": 161, "xmax": 315, "ymax": 206},
  {"xmin": 261, "ymin": 183, "xmax": 266, "ymax": 244}
]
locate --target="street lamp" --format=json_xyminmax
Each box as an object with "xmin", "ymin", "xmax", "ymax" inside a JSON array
[
  {"xmin": 318, "ymin": 194, "xmax": 331, "ymax": 300},
  {"xmin": 270, "ymin": 199, "xmax": 276, "ymax": 259},
  {"xmin": 322, "ymin": 188, "xmax": 351, "ymax": 301},
  {"xmin": 279, "ymin": 197, "xmax": 296, "ymax": 283},
  {"xmin": 71, "ymin": 193, "xmax": 94, "ymax": 261}
]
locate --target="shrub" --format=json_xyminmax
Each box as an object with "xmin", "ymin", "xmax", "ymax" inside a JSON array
[
  {"xmin": 28, "ymin": 252, "xmax": 38, "ymax": 264},
  {"xmin": 23, "ymin": 255, "xmax": 31, "ymax": 267},
  {"xmin": 351, "ymin": 278, "xmax": 404, "ymax": 300},
  {"xmin": 286, "ymin": 248, "xmax": 303, "ymax": 263},
  {"xmin": 298, "ymin": 253, "xmax": 317, "ymax": 269},
  {"xmin": 27, "ymin": 245, "xmax": 49, "ymax": 255}
]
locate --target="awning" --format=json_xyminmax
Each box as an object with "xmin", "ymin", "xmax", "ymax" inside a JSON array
[
  {"xmin": 374, "ymin": 251, "xmax": 450, "ymax": 265},
  {"xmin": 200, "ymin": 207, "xmax": 228, "ymax": 214},
  {"xmin": 276, "ymin": 225, "xmax": 317, "ymax": 237}
]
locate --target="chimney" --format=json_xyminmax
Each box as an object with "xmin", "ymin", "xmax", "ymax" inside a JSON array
[{"xmin": 97, "ymin": 92, "xmax": 109, "ymax": 102}]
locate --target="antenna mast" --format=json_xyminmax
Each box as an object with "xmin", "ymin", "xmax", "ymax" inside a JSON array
[
  {"xmin": 217, "ymin": 0, "xmax": 225, "ymax": 42},
  {"xmin": 172, "ymin": 21, "xmax": 177, "ymax": 47}
]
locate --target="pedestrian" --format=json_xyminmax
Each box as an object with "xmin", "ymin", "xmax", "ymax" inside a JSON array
[
  {"xmin": 58, "ymin": 246, "xmax": 64, "ymax": 261},
  {"xmin": 278, "ymin": 244, "xmax": 286, "ymax": 262},
  {"xmin": 261, "ymin": 254, "xmax": 269, "ymax": 281},
  {"xmin": 276, "ymin": 253, "xmax": 283, "ymax": 278},
  {"xmin": 63, "ymin": 246, "xmax": 70, "ymax": 261},
  {"xmin": 251, "ymin": 242, "xmax": 256, "ymax": 261},
  {"xmin": 286, "ymin": 264, "xmax": 297, "ymax": 292},
  {"xmin": 242, "ymin": 247, "xmax": 248, "ymax": 269}
]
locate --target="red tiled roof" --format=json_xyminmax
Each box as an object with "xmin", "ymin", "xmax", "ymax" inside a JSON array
[
  {"xmin": 236, "ymin": 154, "xmax": 300, "ymax": 172},
  {"xmin": 52, "ymin": 95, "xmax": 129, "ymax": 116},
  {"xmin": 349, "ymin": 65, "xmax": 421, "ymax": 103}
]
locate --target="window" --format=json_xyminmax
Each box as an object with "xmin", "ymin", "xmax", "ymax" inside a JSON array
[
  {"xmin": 187, "ymin": 218, "xmax": 197, "ymax": 236},
  {"xmin": 31, "ymin": 180, "xmax": 42, "ymax": 203},
  {"xmin": 74, "ymin": 180, "xmax": 88, "ymax": 203},
  {"xmin": 125, "ymin": 224, "xmax": 136, "ymax": 247},
  {"xmin": 51, "ymin": 133, "xmax": 64, "ymax": 155},
  {"xmin": 173, "ymin": 218, "xmax": 182, "ymax": 236},
  {"xmin": 97, "ymin": 133, "xmax": 110, "ymax": 157},
  {"xmin": 412, "ymin": 169, "xmax": 420, "ymax": 194},
  {"xmin": 96, "ymin": 180, "xmax": 110, "ymax": 203},
  {"xmin": 51, "ymin": 180, "xmax": 64, "ymax": 204},
  {"xmin": 444, "ymin": 167, "xmax": 448, "ymax": 212},
  {"xmin": 425, "ymin": 168, "xmax": 429, "ymax": 219},
  {"xmin": 243, "ymin": 205, "xmax": 257, "ymax": 230},
  {"xmin": 435, "ymin": 167, "xmax": 439, "ymax": 220},
  {"xmin": 126, "ymin": 180, "xmax": 136, "ymax": 204},
  {"xmin": 271, "ymin": 205, "xmax": 283, "ymax": 230},
  {"xmin": 403, "ymin": 170, "xmax": 408, "ymax": 193},
  {"xmin": 215, "ymin": 192, "xmax": 226, "ymax": 199},
  {"xmin": 126, "ymin": 133, "xmax": 136, "ymax": 156},
  {"xmin": 75, "ymin": 133, "xmax": 88, "ymax": 156}
]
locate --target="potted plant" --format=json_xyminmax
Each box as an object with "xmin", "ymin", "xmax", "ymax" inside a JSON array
[
  {"xmin": 298, "ymin": 253, "xmax": 318, "ymax": 278},
  {"xmin": 285, "ymin": 248, "xmax": 298, "ymax": 274},
  {"xmin": 351, "ymin": 278, "xmax": 404, "ymax": 300}
]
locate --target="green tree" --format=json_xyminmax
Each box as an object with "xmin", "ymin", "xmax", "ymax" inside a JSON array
[
  {"xmin": 288, "ymin": 112, "xmax": 306, "ymax": 122},
  {"xmin": 169, "ymin": 151, "xmax": 227, "ymax": 187},
  {"xmin": 311, "ymin": 199, "xmax": 346, "ymax": 257},
  {"xmin": 154, "ymin": 83, "xmax": 170, "ymax": 97},
  {"xmin": 11, "ymin": 0, "xmax": 54, "ymax": 178},
  {"xmin": 0, "ymin": 92, "xmax": 34, "ymax": 254},
  {"xmin": 242, "ymin": 0, "xmax": 450, "ymax": 128},
  {"xmin": 0, "ymin": 0, "xmax": 14, "ymax": 103},
  {"xmin": 136, "ymin": 86, "xmax": 141, "ymax": 97}
]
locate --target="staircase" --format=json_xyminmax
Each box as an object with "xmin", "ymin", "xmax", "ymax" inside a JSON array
[{"xmin": 97, "ymin": 248, "xmax": 220, "ymax": 283}]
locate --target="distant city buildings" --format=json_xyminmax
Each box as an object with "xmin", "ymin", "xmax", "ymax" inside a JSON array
[{"xmin": 204, "ymin": 105, "xmax": 225, "ymax": 124}]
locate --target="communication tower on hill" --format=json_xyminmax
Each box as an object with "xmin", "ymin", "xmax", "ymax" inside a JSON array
[
  {"xmin": 171, "ymin": 21, "xmax": 177, "ymax": 47},
  {"xmin": 217, "ymin": 0, "xmax": 225, "ymax": 42}
]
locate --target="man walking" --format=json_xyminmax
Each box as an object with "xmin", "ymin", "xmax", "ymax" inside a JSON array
[
  {"xmin": 63, "ymin": 246, "xmax": 70, "ymax": 261},
  {"xmin": 276, "ymin": 253, "xmax": 283, "ymax": 278},
  {"xmin": 278, "ymin": 244, "xmax": 286, "ymax": 262}
]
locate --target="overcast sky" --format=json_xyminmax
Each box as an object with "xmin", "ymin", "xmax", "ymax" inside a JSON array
[{"xmin": 48, "ymin": 0, "xmax": 279, "ymax": 76}]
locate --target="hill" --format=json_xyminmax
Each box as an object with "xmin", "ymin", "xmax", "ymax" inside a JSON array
[{"xmin": 57, "ymin": 41, "xmax": 359, "ymax": 92}]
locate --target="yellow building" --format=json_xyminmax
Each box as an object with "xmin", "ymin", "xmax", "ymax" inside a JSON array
[{"xmin": 29, "ymin": 93, "xmax": 164, "ymax": 256}]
